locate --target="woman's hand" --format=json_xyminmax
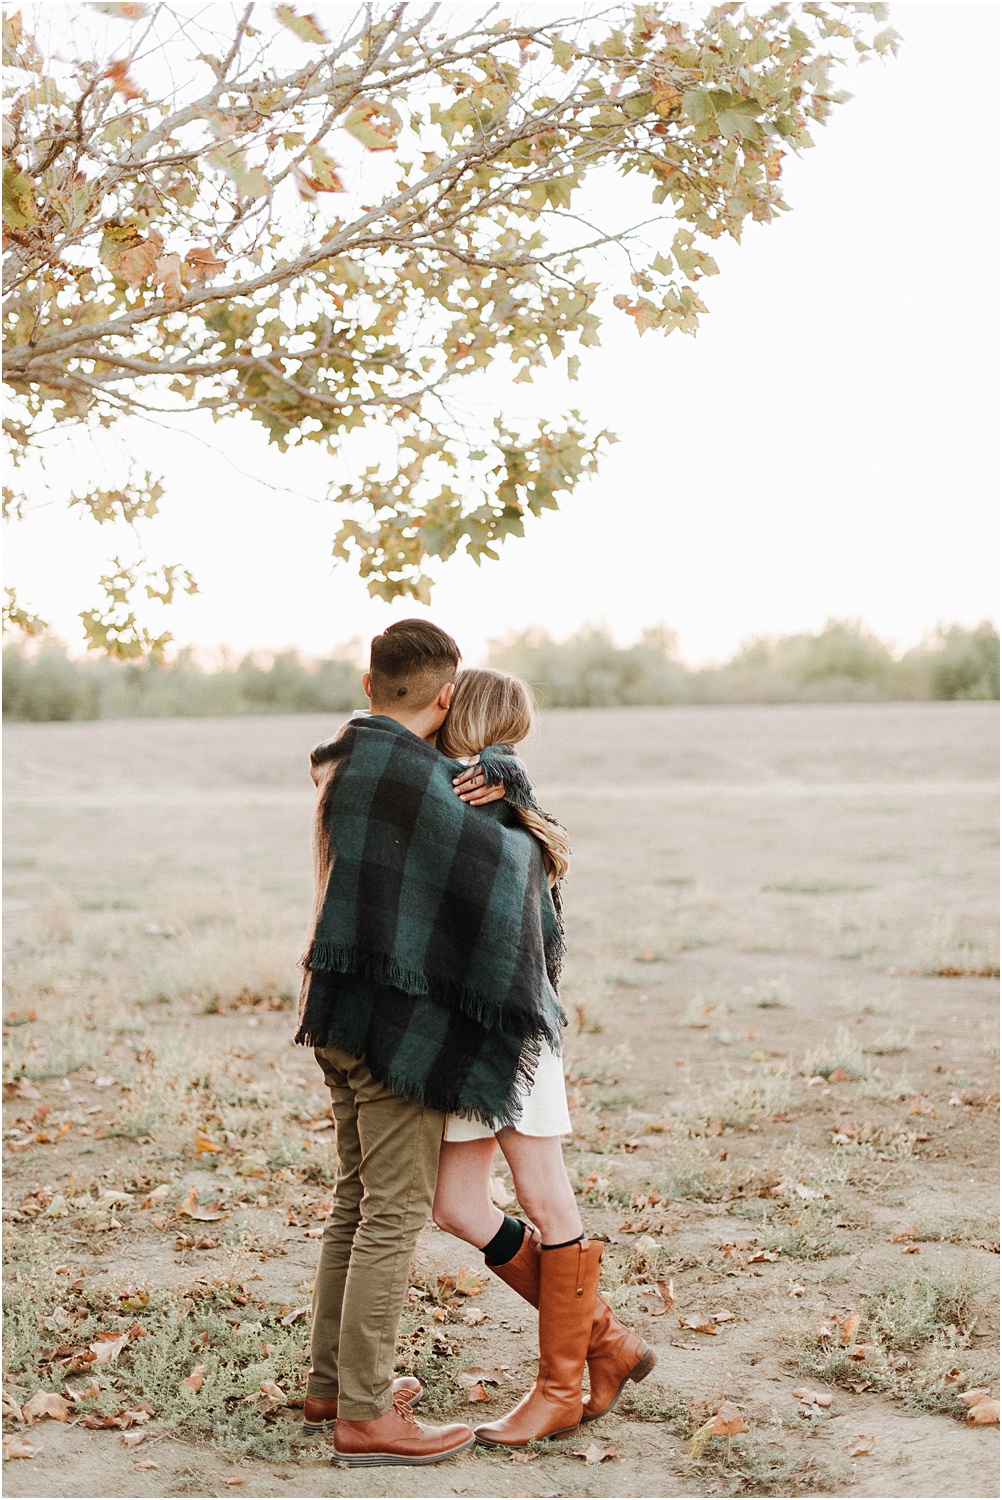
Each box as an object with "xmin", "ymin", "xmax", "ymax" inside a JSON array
[{"xmin": 453, "ymin": 756, "xmax": 506, "ymax": 805}]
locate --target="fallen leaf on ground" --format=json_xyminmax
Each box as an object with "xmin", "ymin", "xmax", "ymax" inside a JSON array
[
  {"xmin": 461, "ymin": 1306, "xmax": 488, "ymax": 1326},
  {"xmin": 1, "ymin": 1395, "xmax": 24, "ymax": 1422},
  {"xmin": 279, "ymin": 1306, "xmax": 310, "ymax": 1327},
  {"xmin": 132, "ymin": 1460, "xmax": 159, "ymax": 1470},
  {"xmin": 465, "ymin": 1383, "xmax": 489, "ymax": 1402},
  {"xmin": 959, "ymin": 1389, "xmax": 991, "ymax": 1406},
  {"xmin": 510, "ymin": 1449, "xmax": 538, "ymax": 1464},
  {"xmin": 223, "ymin": 1479, "xmax": 247, "ymax": 1487},
  {"xmin": 678, "ymin": 1312, "xmax": 716, "ymax": 1335},
  {"xmin": 122, "ymin": 1431, "xmax": 146, "ymax": 1447},
  {"xmin": 827, "ymin": 1068, "xmax": 850, "ymax": 1082},
  {"xmin": 90, "ymin": 1332, "xmax": 129, "ymax": 1365},
  {"xmin": 182, "ymin": 1364, "xmax": 208, "ymax": 1393},
  {"xmin": 748, "ymin": 1249, "xmax": 779, "ymax": 1263},
  {"xmin": 901, "ymin": 1243, "xmax": 921, "ymax": 1254},
  {"xmin": 456, "ymin": 1367, "xmax": 504, "ymax": 1388},
  {"xmin": 838, "ymin": 1313, "xmax": 861, "ymax": 1346},
  {"xmin": 712, "ymin": 1309, "xmax": 735, "ymax": 1323},
  {"xmin": 689, "ymin": 1400, "xmax": 748, "ymax": 1457},
  {"xmin": 489, "ymin": 1176, "xmax": 513, "ymax": 1207},
  {"xmin": 194, "ymin": 1128, "xmax": 224, "ymax": 1155},
  {"xmin": 966, "ymin": 1400, "xmax": 1000, "ymax": 1426},
  {"xmin": 890, "ymin": 1226, "xmax": 917, "ymax": 1242},
  {"xmin": 572, "ymin": 1442, "xmax": 618, "ymax": 1463},
  {"xmin": 177, "ymin": 1188, "xmax": 227, "ymax": 1222},
  {"xmin": 849, "ymin": 1434, "xmax": 875, "ymax": 1456},
  {"xmin": 22, "ymin": 1391, "xmax": 70, "ymax": 1424},
  {"xmin": 2, "ymin": 1438, "xmax": 37, "ymax": 1459}
]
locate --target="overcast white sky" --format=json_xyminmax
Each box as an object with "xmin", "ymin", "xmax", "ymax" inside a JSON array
[{"xmin": 5, "ymin": 0, "xmax": 999, "ymax": 666}]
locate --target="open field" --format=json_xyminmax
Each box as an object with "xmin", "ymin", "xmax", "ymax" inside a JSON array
[{"xmin": 3, "ymin": 703, "xmax": 999, "ymax": 1498}]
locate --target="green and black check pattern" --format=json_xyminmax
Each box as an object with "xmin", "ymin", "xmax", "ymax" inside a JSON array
[{"xmin": 296, "ymin": 714, "xmax": 564, "ymax": 1127}]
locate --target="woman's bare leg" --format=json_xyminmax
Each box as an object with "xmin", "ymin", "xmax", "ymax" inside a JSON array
[
  {"xmin": 496, "ymin": 1131, "xmax": 582, "ymax": 1245},
  {"xmin": 432, "ymin": 1138, "xmax": 504, "ymax": 1248}
]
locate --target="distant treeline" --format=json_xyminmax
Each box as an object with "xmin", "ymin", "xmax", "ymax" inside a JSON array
[{"xmin": 2, "ymin": 621, "xmax": 998, "ymax": 721}]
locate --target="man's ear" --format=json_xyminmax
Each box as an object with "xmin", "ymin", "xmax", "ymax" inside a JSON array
[
  {"xmin": 438, "ymin": 681, "xmax": 455, "ymax": 710},
  {"xmin": 362, "ymin": 672, "xmax": 372, "ymax": 701}
]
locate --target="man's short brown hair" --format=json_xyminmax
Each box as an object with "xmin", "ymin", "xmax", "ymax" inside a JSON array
[{"xmin": 369, "ymin": 619, "xmax": 460, "ymax": 709}]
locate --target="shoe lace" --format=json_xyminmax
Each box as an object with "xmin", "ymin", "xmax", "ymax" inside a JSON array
[{"xmin": 392, "ymin": 1393, "xmax": 419, "ymax": 1428}]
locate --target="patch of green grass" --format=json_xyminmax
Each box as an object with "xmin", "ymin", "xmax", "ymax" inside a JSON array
[
  {"xmin": 697, "ymin": 1430, "xmax": 852, "ymax": 1495},
  {"xmin": 760, "ymin": 1209, "xmax": 851, "ymax": 1262},
  {"xmin": 802, "ymin": 1027, "xmax": 876, "ymax": 1082},
  {"xmin": 763, "ymin": 878, "xmax": 875, "ymax": 895},
  {"xmin": 656, "ymin": 1144, "xmax": 734, "ymax": 1202},
  {"xmin": 864, "ymin": 1027, "xmax": 913, "ymax": 1055},
  {"xmin": 3, "ymin": 1268, "xmax": 315, "ymax": 1459},
  {"xmin": 863, "ymin": 1264, "xmax": 986, "ymax": 1349},
  {"xmin": 619, "ymin": 1381, "xmax": 689, "ymax": 1427}
]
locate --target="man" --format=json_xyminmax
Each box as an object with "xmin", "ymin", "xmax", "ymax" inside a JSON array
[{"xmin": 296, "ymin": 619, "xmax": 544, "ymax": 1467}]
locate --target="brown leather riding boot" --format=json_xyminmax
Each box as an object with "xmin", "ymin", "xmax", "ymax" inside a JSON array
[
  {"xmin": 333, "ymin": 1395, "xmax": 474, "ymax": 1467},
  {"xmin": 474, "ymin": 1239, "xmax": 601, "ymax": 1447},
  {"xmin": 303, "ymin": 1376, "xmax": 422, "ymax": 1435},
  {"xmin": 488, "ymin": 1229, "xmax": 657, "ymax": 1421}
]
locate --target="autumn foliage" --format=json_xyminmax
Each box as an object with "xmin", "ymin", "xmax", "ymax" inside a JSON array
[{"xmin": 3, "ymin": 2, "xmax": 896, "ymax": 651}]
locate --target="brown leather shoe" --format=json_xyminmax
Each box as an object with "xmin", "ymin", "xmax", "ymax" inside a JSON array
[
  {"xmin": 487, "ymin": 1229, "xmax": 657, "ymax": 1421},
  {"xmin": 333, "ymin": 1395, "xmax": 474, "ymax": 1466},
  {"xmin": 474, "ymin": 1239, "xmax": 601, "ymax": 1447},
  {"xmin": 303, "ymin": 1377, "xmax": 422, "ymax": 1435}
]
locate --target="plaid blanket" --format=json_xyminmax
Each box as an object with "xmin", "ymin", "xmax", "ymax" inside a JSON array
[{"xmin": 295, "ymin": 714, "xmax": 565, "ymax": 1126}]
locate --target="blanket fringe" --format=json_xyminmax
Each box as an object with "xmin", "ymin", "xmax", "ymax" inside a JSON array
[
  {"xmin": 294, "ymin": 1018, "xmax": 544, "ymax": 1131},
  {"xmin": 303, "ymin": 940, "xmax": 563, "ymax": 1049}
]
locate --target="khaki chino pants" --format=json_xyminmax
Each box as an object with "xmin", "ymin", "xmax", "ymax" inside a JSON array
[{"xmin": 307, "ymin": 1045, "xmax": 444, "ymax": 1420}]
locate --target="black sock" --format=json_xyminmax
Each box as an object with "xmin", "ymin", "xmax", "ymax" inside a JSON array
[
  {"xmin": 481, "ymin": 1215, "xmax": 526, "ymax": 1267},
  {"xmin": 541, "ymin": 1234, "xmax": 584, "ymax": 1250}
]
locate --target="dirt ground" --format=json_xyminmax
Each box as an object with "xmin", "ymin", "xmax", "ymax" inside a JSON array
[{"xmin": 3, "ymin": 703, "xmax": 999, "ymax": 1499}]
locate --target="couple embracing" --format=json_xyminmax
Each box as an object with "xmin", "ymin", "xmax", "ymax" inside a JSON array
[{"xmin": 295, "ymin": 619, "xmax": 655, "ymax": 1466}]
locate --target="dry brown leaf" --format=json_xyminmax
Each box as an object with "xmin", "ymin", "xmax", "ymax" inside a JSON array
[
  {"xmin": 827, "ymin": 1068, "xmax": 850, "ymax": 1082},
  {"xmin": 456, "ymin": 1367, "xmax": 504, "ymax": 1388},
  {"xmin": 2, "ymin": 1437, "xmax": 37, "ymax": 1459},
  {"xmin": 182, "ymin": 1364, "xmax": 208, "ymax": 1393},
  {"xmin": 678, "ymin": 1311, "xmax": 716, "ymax": 1335},
  {"xmin": 257, "ymin": 1381, "xmax": 286, "ymax": 1406},
  {"xmin": 121, "ymin": 1431, "xmax": 146, "ymax": 1447},
  {"xmin": 184, "ymin": 247, "xmax": 226, "ymax": 282},
  {"xmin": 90, "ymin": 1332, "xmax": 129, "ymax": 1365},
  {"xmin": 748, "ymin": 1249, "xmax": 779, "ymax": 1263},
  {"xmin": 279, "ymin": 1306, "xmax": 310, "ymax": 1327},
  {"xmin": 966, "ymin": 1400, "xmax": 1000, "ymax": 1426},
  {"xmin": 132, "ymin": 1460, "xmax": 159, "ymax": 1470},
  {"xmin": 465, "ymin": 1383, "xmax": 489, "ymax": 1402},
  {"xmin": 712, "ymin": 1401, "xmax": 749, "ymax": 1436},
  {"xmin": 460, "ymin": 1306, "xmax": 488, "ymax": 1326},
  {"xmin": 572, "ymin": 1441, "xmax": 618, "ymax": 1463},
  {"xmin": 177, "ymin": 1188, "xmax": 227, "ymax": 1222},
  {"xmin": 153, "ymin": 253, "xmax": 184, "ymax": 307},
  {"xmin": 194, "ymin": 1128, "xmax": 224, "ymax": 1155},
  {"xmin": 119, "ymin": 236, "xmax": 160, "ymax": 290},
  {"xmin": 712, "ymin": 1309, "xmax": 735, "ymax": 1323},
  {"xmin": 223, "ymin": 1479, "xmax": 247, "ymax": 1487},
  {"xmin": 901, "ymin": 1243, "xmax": 920, "ymax": 1254},
  {"xmin": 849, "ymin": 1434, "xmax": 875, "ymax": 1456},
  {"xmin": 890, "ymin": 1226, "xmax": 917, "ymax": 1242},
  {"xmin": 959, "ymin": 1388, "xmax": 992, "ymax": 1406},
  {"xmin": 489, "ymin": 1176, "xmax": 513, "ymax": 1207},
  {"xmin": 1, "ymin": 1395, "xmax": 24, "ymax": 1422},
  {"xmin": 104, "ymin": 58, "xmax": 141, "ymax": 99},
  {"xmin": 838, "ymin": 1313, "xmax": 861, "ymax": 1347},
  {"xmin": 509, "ymin": 1449, "xmax": 538, "ymax": 1464},
  {"xmin": 22, "ymin": 1391, "xmax": 70, "ymax": 1424}
]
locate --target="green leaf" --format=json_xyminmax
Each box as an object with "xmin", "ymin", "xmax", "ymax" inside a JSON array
[{"xmin": 2, "ymin": 164, "xmax": 36, "ymax": 229}]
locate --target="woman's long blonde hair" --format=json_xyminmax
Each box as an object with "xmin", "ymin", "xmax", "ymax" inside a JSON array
[{"xmin": 438, "ymin": 668, "xmax": 570, "ymax": 885}]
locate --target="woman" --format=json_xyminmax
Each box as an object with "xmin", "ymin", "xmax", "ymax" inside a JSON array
[{"xmin": 434, "ymin": 669, "xmax": 656, "ymax": 1448}]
